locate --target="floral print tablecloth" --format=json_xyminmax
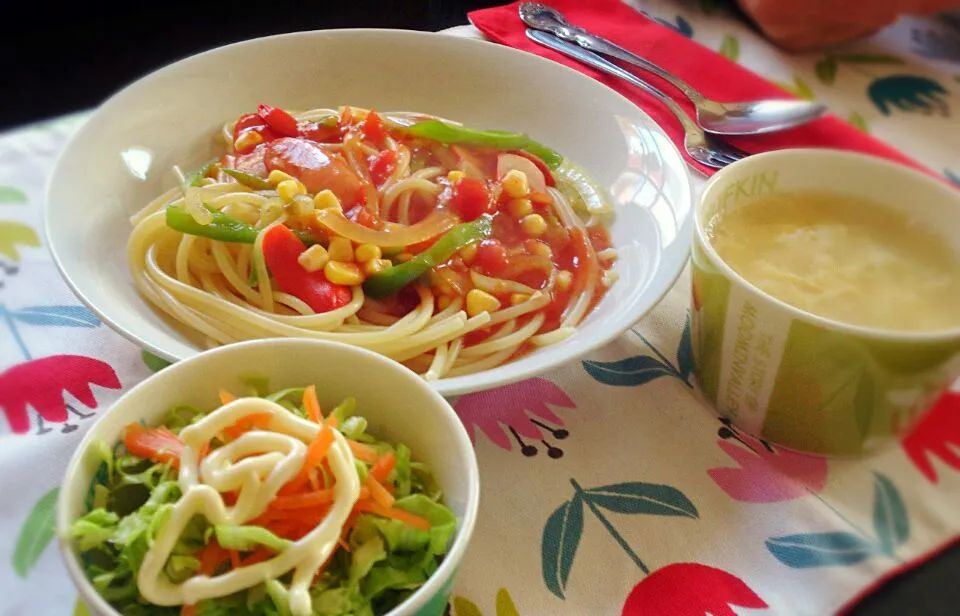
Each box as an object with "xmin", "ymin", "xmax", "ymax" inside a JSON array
[{"xmin": 2, "ymin": 2, "xmax": 960, "ymax": 615}]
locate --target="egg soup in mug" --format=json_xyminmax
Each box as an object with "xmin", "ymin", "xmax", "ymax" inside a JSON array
[{"xmin": 706, "ymin": 190, "xmax": 960, "ymax": 332}]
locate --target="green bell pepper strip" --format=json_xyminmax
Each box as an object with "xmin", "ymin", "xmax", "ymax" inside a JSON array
[
  {"xmin": 362, "ymin": 214, "xmax": 493, "ymax": 298},
  {"xmin": 166, "ymin": 206, "xmax": 259, "ymax": 243},
  {"xmin": 182, "ymin": 158, "xmax": 218, "ymax": 189},
  {"xmin": 165, "ymin": 206, "xmax": 317, "ymax": 246},
  {"xmin": 222, "ymin": 167, "xmax": 273, "ymax": 190},
  {"xmin": 403, "ymin": 121, "xmax": 563, "ymax": 170}
]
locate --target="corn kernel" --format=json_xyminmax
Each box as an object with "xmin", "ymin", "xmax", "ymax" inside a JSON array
[
  {"xmin": 297, "ymin": 244, "xmax": 329, "ymax": 272},
  {"xmin": 324, "ymin": 261, "xmax": 364, "ymax": 286},
  {"xmin": 460, "ymin": 243, "xmax": 478, "ymax": 264},
  {"xmin": 507, "ymin": 198, "xmax": 533, "ymax": 217},
  {"xmin": 521, "ymin": 213, "xmax": 547, "ymax": 237},
  {"xmin": 289, "ymin": 194, "xmax": 315, "ymax": 218},
  {"xmin": 501, "ymin": 169, "xmax": 529, "ymax": 199},
  {"xmin": 466, "ymin": 288, "xmax": 501, "ymax": 317},
  {"xmin": 447, "ymin": 170, "xmax": 465, "ymax": 182},
  {"xmin": 327, "ymin": 237, "xmax": 354, "ymax": 262},
  {"xmin": 234, "ymin": 131, "xmax": 263, "ymax": 152},
  {"xmin": 268, "ymin": 169, "xmax": 296, "ymax": 185},
  {"xmin": 395, "ymin": 252, "xmax": 413, "ymax": 263},
  {"xmin": 437, "ymin": 294, "xmax": 452, "ymax": 310},
  {"xmin": 277, "ymin": 179, "xmax": 307, "ymax": 202},
  {"xmin": 510, "ymin": 293, "xmax": 531, "ymax": 306},
  {"xmin": 355, "ymin": 243, "xmax": 382, "ymax": 263},
  {"xmin": 313, "ymin": 189, "xmax": 342, "ymax": 211},
  {"xmin": 221, "ymin": 202, "xmax": 260, "ymax": 225},
  {"xmin": 555, "ymin": 270, "xmax": 573, "ymax": 291},
  {"xmin": 525, "ymin": 239, "xmax": 553, "ymax": 258},
  {"xmin": 362, "ymin": 258, "xmax": 392, "ymax": 276}
]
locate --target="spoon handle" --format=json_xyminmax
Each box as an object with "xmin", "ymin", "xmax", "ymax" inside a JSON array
[
  {"xmin": 519, "ymin": 3, "xmax": 703, "ymax": 104},
  {"xmin": 525, "ymin": 29, "xmax": 700, "ymax": 134}
]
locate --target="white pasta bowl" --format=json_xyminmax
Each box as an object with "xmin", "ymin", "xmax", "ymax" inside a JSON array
[
  {"xmin": 57, "ymin": 338, "xmax": 480, "ymax": 616},
  {"xmin": 45, "ymin": 29, "xmax": 693, "ymax": 395}
]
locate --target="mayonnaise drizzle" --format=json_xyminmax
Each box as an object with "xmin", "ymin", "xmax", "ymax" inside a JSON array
[{"xmin": 136, "ymin": 397, "xmax": 361, "ymax": 616}]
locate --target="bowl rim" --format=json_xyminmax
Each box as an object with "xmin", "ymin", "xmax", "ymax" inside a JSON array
[
  {"xmin": 696, "ymin": 148, "xmax": 960, "ymax": 342},
  {"xmin": 43, "ymin": 27, "xmax": 693, "ymax": 396},
  {"xmin": 55, "ymin": 337, "xmax": 481, "ymax": 616}
]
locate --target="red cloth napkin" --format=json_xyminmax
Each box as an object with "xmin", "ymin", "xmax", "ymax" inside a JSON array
[{"xmin": 468, "ymin": 0, "xmax": 933, "ymax": 177}]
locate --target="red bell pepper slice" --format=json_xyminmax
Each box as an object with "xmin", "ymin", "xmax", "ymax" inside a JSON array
[
  {"xmin": 261, "ymin": 225, "xmax": 352, "ymax": 313},
  {"xmin": 257, "ymin": 104, "xmax": 300, "ymax": 137}
]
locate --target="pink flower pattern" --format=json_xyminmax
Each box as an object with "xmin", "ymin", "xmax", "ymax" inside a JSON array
[{"xmin": 454, "ymin": 377, "xmax": 576, "ymax": 452}]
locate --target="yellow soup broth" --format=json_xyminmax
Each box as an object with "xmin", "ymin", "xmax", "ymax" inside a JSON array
[{"xmin": 707, "ymin": 190, "xmax": 960, "ymax": 332}]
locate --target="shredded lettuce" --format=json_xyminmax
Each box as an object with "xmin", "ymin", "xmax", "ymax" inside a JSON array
[{"xmin": 70, "ymin": 379, "xmax": 456, "ymax": 616}]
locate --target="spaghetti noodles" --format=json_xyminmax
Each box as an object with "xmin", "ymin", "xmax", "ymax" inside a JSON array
[{"xmin": 127, "ymin": 105, "xmax": 616, "ymax": 377}]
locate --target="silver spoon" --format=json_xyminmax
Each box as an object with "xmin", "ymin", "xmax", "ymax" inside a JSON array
[{"xmin": 519, "ymin": 2, "xmax": 827, "ymax": 135}]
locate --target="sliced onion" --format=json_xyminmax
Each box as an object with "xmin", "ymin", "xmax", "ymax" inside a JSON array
[
  {"xmin": 497, "ymin": 153, "xmax": 547, "ymax": 194},
  {"xmin": 470, "ymin": 270, "xmax": 539, "ymax": 296},
  {"xmin": 500, "ymin": 255, "xmax": 555, "ymax": 284},
  {"xmin": 554, "ymin": 160, "xmax": 613, "ymax": 215},
  {"xmin": 315, "ymin": 208, "xmax": 457, "ymax": 247}
]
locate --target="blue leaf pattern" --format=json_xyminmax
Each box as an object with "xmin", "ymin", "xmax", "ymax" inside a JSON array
[
  {"xmin": 872, "ymin": 473, "xmax": 909, "ymax": 555},
  {"xmin": 946, "ymin": 168, "xmax": 960, "ymax": 188},
  {"xmin": 585, "ymin": 482, "xmax": 698, "ymax": 518},
  {"xmin": 867, "ymin": 75, "xmax": 950, "ymax": 116},
  {"xmin": 582, "ymin": 355, "xmax": 672, "ymax": 387},
  {"xmin": 541, "ymin": 495, "xmax": 584, "ymax": 600},
  {"xmin": 675, "ymin": 315, "xmax": 694, "ymax": 381},
  {"xmin": 11, "ymin": 305, "xmax": 100, "ymax": 328},
  {"xmin": 766, "ymin": 532, "xmax": 877, "ymax": 568}
]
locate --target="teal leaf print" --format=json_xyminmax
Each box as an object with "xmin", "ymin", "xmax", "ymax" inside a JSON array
[
  {"xmin": 0, "ymin": 186, "xmax": 27, "ymax": 204},
  {"xmin": 719, "ymin": 35, "xmax": 740, "ymax": 62},
  {"xmin": 815, "ymin": 56, "xmax": 838, "ymax": 85},
  {"xmin": 651, "ymin": 15, "xmax": 694, "ymax": 38},
  {"xmin": 541, "ymin": 495, "xmax": 584, "ymax": 599},
  {"xmin": 12, "ymin": 487, "xmax": 59, "ymax": 578},
  {"xmin": 585, "ymin": 482, "xmax": 698, "ymax": 518},
  {"xmin": 11, "ymin": 305, "xmax": 100, "ymax": 328},
  {"xmin": 834, "ymin": 53, "xmax": 904, "ymax": 65},
  {"xmin": 868, "ymin": 75, "xmax": 949, "ymax": 116},
  {"xmin": 853, "ymin": 372, "xmax": 875, "ymax": 438},
  {"xmin": 676, "ymin": 315, "xmax": 694, "ymax": 381},
  {"xmin": 872, "ymin": 472, "xmax": 908, "ymax": 556},
  {"xmin": 142, "ymin": 350, "xmax": 173, "ymax": 373},
  {"xmin": 848, "ymin": 111, "xmax": 869, "ymax": 132},
  {"xmin": 946, "ymin": 169, "xmax": 960, "ymax": 188},
  {"xmin": 765, "ymin": 531, "xmax": 877, "ymax": 568},
  {"xmin": 582, "ymin": 355, "xmax": 672, "ymax": 387}
]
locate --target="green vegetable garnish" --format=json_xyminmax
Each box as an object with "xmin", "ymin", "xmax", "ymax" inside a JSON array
[
  {"xmin": 222, "ymin": 167, "xmax": 273, "ymax": 190},
  {"xmin": 404, "ymin": 120, "xmax": 563, "ymax": 169},
  {"xmin": 165, "ymin": 206, "xmax": 317, "ymax": 246},
  {"xmin": 362, "ymin": 214, "xmax": 493, "ymax": 298}
]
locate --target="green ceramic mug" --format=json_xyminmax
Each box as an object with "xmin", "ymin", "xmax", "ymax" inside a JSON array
[{"xmin": 691, "ymin": 149, "xmax": 960, "ymax": 456}]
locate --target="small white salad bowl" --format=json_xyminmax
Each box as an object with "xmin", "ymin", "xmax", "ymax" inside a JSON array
[
  {"xmin": 45, "ymin": 28, "xmax": 693, "ymax": 396},
  {"xmin": 57, "ymin": 338, "xmax": 480, "ymax": 616}
]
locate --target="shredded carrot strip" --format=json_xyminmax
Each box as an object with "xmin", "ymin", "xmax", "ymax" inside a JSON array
[
  {"xmin": 354, "ymin": 499, "xmax": 431, "ymax": 531},
  {"xmin": 181, "ymin": 605, "xmax": 197, "ymax": 616},
  {"xmin": 198, "ymin": 542, "xmax": 225, "ymax": 576},
  {"xmin": 241, "ymin": 548, "xmax": 273, "ymax": 566},
  {"xmin": 229, "ymin": 550, "xmax": 241, "ymax": 570},
  {"xmin": 529, "ymin": 191, "xmax": 553, "ymax": 205},
  {"xmin": 219, "ymin": 388, "xmax": 237, "ymax": 405},
  {"xmin": 124, "ymin": 424, "xmax": 184, "ymax": 469},
  {"xmin": 308, "ymin": 468, "xmax": 320, "ymax": 491},
  {"xmin": 369, "ymin": 451, "xmax": 396, "ymax": 483},
  {"xmin": 366, "ymin": 475, "xmax": 396, "ymax": 508},
  {"xmin": 271, "ymin": 489, "xmax": 335, "ymax": 510},
  {"xmin": 223, "ymin": 412, "xmax": 272, "ymax": 440},
  {"xmin": 348, "ymin": 440, "xmax": 378, "ymax": 463},
  {"xmin": 198, "ymin": 441, "xmax": 211, "ymax": 460},
  {"xmin": 303, "ymin": 385, "xmax": 322, "ymax": 423}
]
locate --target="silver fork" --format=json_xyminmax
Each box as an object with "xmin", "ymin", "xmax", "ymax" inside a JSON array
[{"xmin": 526, "ymin": 28, "xmax": 749, "ymax": 170}]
